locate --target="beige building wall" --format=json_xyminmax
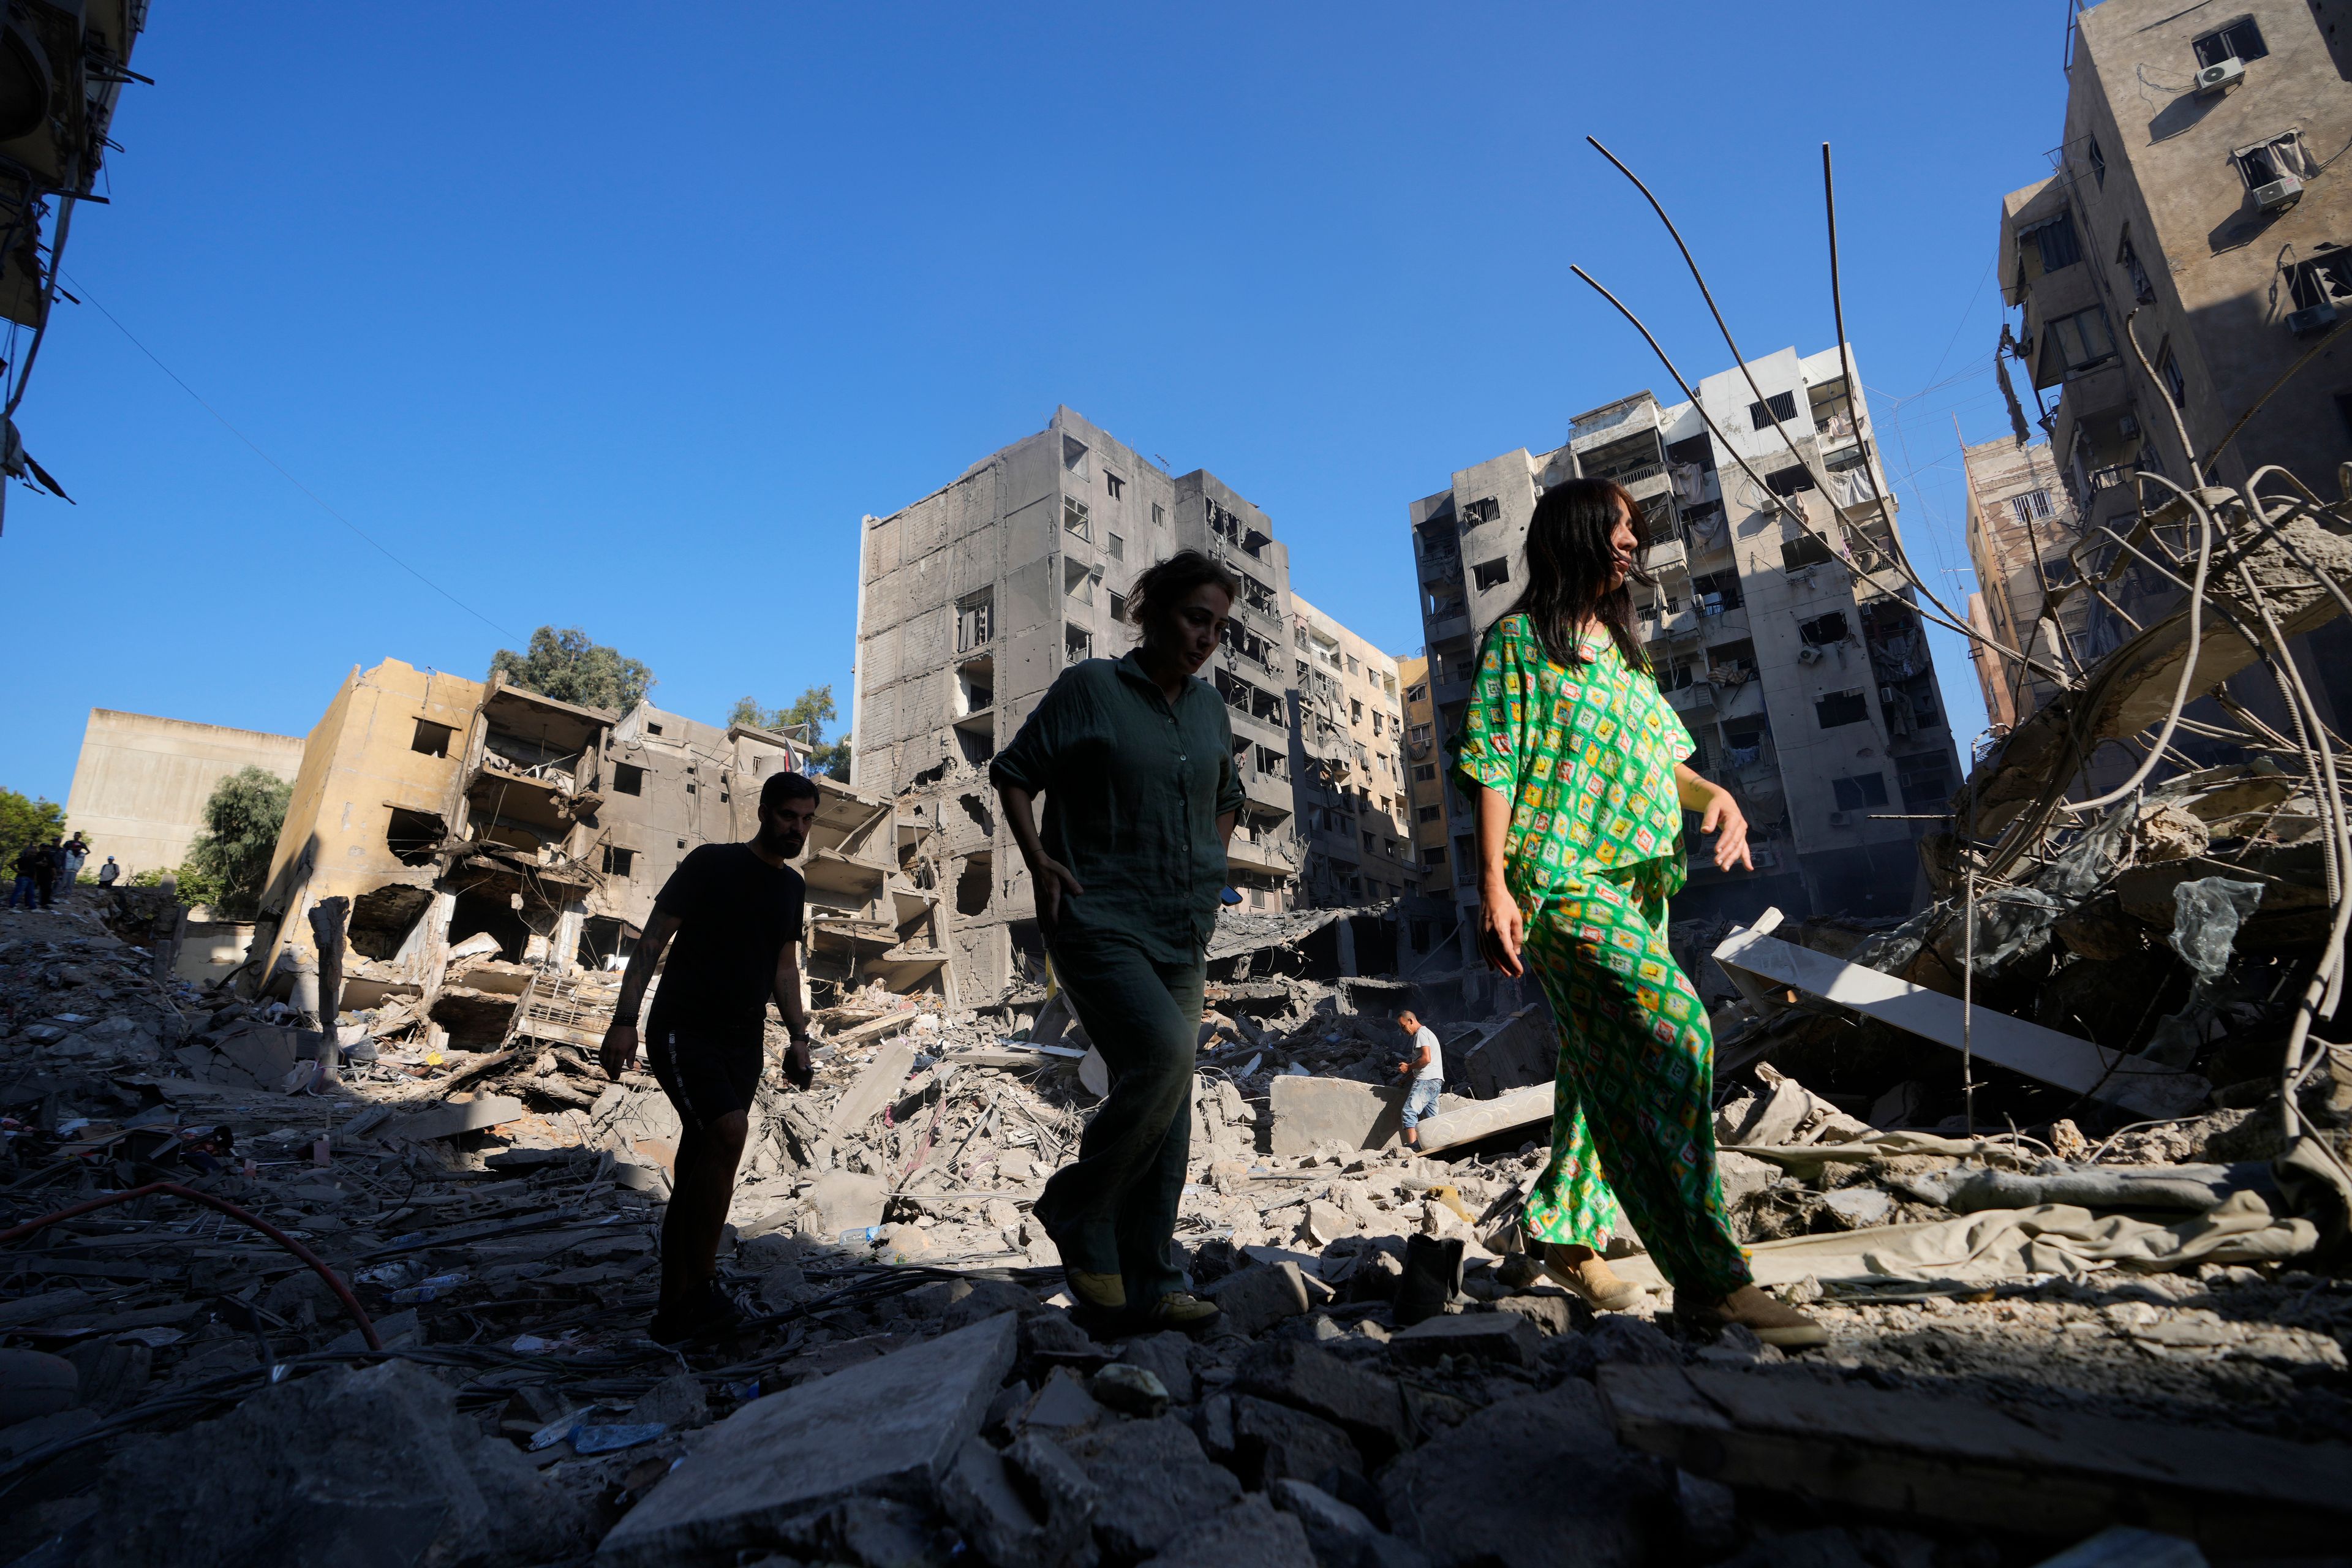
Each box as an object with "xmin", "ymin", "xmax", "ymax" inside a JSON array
[
  {"xmin": 1999, "ymin": 0, "xmax": 2352, "ymax": 739},
  {"xmin": 257, "ymin": 660, "xmax": 484, "ymax": 982},
  {"xmin": 1959, "ymin": 437, "xmax": 2084, "ymax": 734},
  {"xmin": 1397, "ymin": 655, "xmax": 1447, "ymax": 892},
  {"xmin": 64, "ymin": 709, "xmax": 306, "ymax": 879},
  {"xmin": 1287, "ymin": 593, "xmax": 1414, "ymax": 905}
]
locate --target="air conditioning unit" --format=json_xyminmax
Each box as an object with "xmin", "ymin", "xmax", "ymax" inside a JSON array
[
  {"xmin": 2254, "ymin": 175, "xmax": 2304, "ymax": 214},
  {"xmin": 2288, "ymin": 301, "xmax": 2339, "ymax": 335},
  {"xmin": 2195, "ymin": 56, "xmax": 2245, "ymax": 94},
  {"xmin": 1796, "ymin": 645, "xmax": 1823, "ymax": 666}
]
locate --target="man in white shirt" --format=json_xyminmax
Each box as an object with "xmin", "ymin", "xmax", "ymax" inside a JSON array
[{"xmin": 1393, "ymin": 1009, "xmax": 1444, "ymax": 1148}]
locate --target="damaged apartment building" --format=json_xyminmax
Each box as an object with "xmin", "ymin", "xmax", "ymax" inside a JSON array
[
  {"xmin": 853, "ymin": 407, "xmax": 1412, "ymax": 1000},
  {"xmin": 1409, "ymin": 349, "xmax": 1966, "ymax": 956},
  {"xmin": 241, "ymin": 657, "xmax": 948, "ymax": 1041},
  {"xmin": 1286, "ymin": 595, "xmax": 1417, "ymax": 907},
  {"xmin": 1981, "ymin": 0, "xmax": 2352, "ymax": 775}
]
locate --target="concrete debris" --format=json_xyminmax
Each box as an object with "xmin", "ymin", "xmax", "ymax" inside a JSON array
[{"xmin": 3, "ymin": 880, "xmax": 2350, "ymax": 1564}]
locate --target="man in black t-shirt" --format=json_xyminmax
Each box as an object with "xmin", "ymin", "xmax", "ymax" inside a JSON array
[{"xmin": 601, "ymin": 769, "xmax": 820, "ymax": 1343}]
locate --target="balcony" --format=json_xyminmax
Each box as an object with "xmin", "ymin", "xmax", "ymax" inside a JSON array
[
  {"xmin": 1643, "ymin": 538, "xmax": 1688, "ymax": 575},
  {"xmin": 1664, "ymin": 682, "xmax": 1714, "ymax": 715},
  {"xmin": 1227, "ymin": 833, "xmax": 1297, "ymax": 877}
]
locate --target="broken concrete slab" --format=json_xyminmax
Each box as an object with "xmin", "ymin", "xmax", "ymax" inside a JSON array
[
  {"xmin": 211, "ymin": 1023, "xmax": 299, "ymax": 1088},
  {"xmin": 1207, "ymin": 1260, "xmax": 1313, "ymax": 1336},
  {"xmin": 1272, "ymin": 1477, "xmax": 1437, "ymax": 1568},
  {"xmin": 75, "ymin": 1360, "xmax": 592, "ymax": 1568},
  {"xmin": 1224, "ymin": 1392, "xmax": 1365, "ymax": 1488},
  {"xmin": 1270, "ymin": 1076, "xmax": 1408, "ymax": 1156},
  {"xmin": 1597, "ymin": 1362, "xmax": 2352, "ymax": 1552},
  {"xmin": 939, "ymin": 1431, "xmax": 1098, "ymax": 1568},
  {"xmin": 382, "ymin": 1094, "xmax": 527, "ymax": 1142},
  {"xmin": 1115, "ymin": 1329, "xmax": 1196, "ymax": 1404},
  {"xmin": 1384, "ymin": 1379, "xmax": 1668, "ymax": 1568},
  {"xmin": 800, "ymin": 1169, "xmax": 889, "ymax": 1236},
  {"xmin": 1234, "ymin": 1340, "xmax": 1412, "ymax": 1460},
  {"xmin": 827, "ymin": 1036, "xmax": 918, "ymax": 1139},
  {"xmin": 1387, "ymin": 1312, "xmax": 1542, "ymax": 1369},
  {"xmin": 1409, "ymin": 1083, "xmax": 1552, "ymax": 1156},
  {"xmin": 1712, "ymin": 914, "xmax": 2207, "ymax": 1120},
  {"xmin": 1457, "ymin": 1006, "xmax": 1555, "ymax": 1100},
  {"xmin": 1145, "ymin": 1491, "xmax": 1320, "ymax": 1568},
  {"xmin": 1060, "ymin": 1414, "xmax": 1243, "ymax": 1562},
  {"xmin": 597, "ymin": 1312, "xmax": 1017, "ymax": 1566}
]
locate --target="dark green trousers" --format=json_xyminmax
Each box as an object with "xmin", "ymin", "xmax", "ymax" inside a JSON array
[{"xmin": 1031, "ymin": 931, "xmax": 1204, "ymax": 1306}]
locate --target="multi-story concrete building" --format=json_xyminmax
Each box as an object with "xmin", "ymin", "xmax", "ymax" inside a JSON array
[
  {"xmin": 251, "ymin": 658, "xmax": 940, "ymax": 1023},
  {"xmin": 1961, "ymin": 437, "xmax": 2089, "ymax": 735},
  {"xmin": 853, "ymin": 407, "xmax": 1304, "ymax": 997},
  {"xmin": 64, "ymin": 709, "xmax": 307, "ymax": 879},
  {"xmin": 1286, "ymin": 594, "xmax": 1413, "ymax": 907},
  {"xmin": 1997, "ymin": 0, "xmax": 2352, "ymax": 734},
  {"xmin": 1408, "ymin": 349, "xmax": 1965, "ymax": 962},
  {"xmin": 1398, "ymin": 655, "xmax": 1448, "ymax": 892}
]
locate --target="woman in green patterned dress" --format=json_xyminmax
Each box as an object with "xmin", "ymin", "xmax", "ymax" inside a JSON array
[{"xmin": 1450, "ymin": 476, "xmax": 1825, "ymax": 1348}]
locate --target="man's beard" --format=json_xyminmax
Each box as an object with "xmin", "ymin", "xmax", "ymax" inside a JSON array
[{"xmin": 759, "ymin": 826, "xmax": 807, "ymax": 859}]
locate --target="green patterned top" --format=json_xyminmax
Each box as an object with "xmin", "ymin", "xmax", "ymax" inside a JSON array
[{"xmin": 1449, "ymin": 612, "xmax": 1695, "ymax": 905}]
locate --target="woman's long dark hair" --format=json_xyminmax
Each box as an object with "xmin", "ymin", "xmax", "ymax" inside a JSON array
[
  {"xmin": 1504, "ymin": 476, "xmax": 1653, "ymax": 669},
  {"xmin": 1125, "ymin": 548, "xmax": 1239, "ymax": 628}
]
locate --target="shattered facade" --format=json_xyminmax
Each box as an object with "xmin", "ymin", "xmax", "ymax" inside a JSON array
[
  {"xmin": 1996, "ymin": 0, "xmax": 2352, "ymax": 744},
  {"xmin": 1408, "ymin": 350, "xmax": 1966, "ymax": 959},
  {"xmin": 1396, "ymin": 654, "xmax": 1447, "ymax": 895},
  {"xmin": 61, "ymin": 708, "xmax": 306, "ymax": 881},
  {"xmin": 1285, "ymin": 594, "xmax": 1415, "ymax": 908},
  {"xmin": 1961, "ymin": 437, "xmax": 2090, "ymax": 734},
  {"xmin": 852, "ymin": 407, "xmax": 1308, "ymax": 998}
]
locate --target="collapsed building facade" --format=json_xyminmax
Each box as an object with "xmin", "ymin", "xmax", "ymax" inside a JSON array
[
  {"xmin": 242, "ymin": 657, "xmax": 945, "ymax": 1049},
  {"xmin": 1408, "ymin": 349, "xmax": 1967, "ymax": 957},
  {"xmin": 1962, "ymin": 436, "xmax": 2091, "ymax": 736},
  {"xmin": 852, "ymin": 407, "xmax": 1418, "ymax": 1000},
  {"xmin": 1286, "ymin": 594, "xmax": 1416, "ymax": 908}
]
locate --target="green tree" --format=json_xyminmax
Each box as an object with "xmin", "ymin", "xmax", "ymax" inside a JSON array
[
  {"xmin": 0, "ymin": 787, "xmax": 64, "ymax": 873},
  {"xmin": 489, "ymin": 626, "xmax": 654, "ymax": 714},
  {"xmin": 729, "ymin": 685, "xmax": 850, "ymax": 780},
  {"xmin": 184, "ymin": 766, "xmax": 292, "ymax": 919}
]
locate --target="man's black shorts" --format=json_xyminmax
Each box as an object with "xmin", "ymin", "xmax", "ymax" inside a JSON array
[{"xmin": 645, "ymin": 1025, "xmax": 761, "ymax": 1133}]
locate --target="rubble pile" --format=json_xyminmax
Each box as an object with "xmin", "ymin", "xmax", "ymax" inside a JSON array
[{"xmin": 3, "ymin": 860, "xmax": 2351, "ymax": 1566}]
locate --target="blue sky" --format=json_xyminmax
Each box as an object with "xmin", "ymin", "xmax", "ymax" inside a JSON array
[{"xmin": 3, "ymin": 2, "xmax": 2070, "ymax": 805}]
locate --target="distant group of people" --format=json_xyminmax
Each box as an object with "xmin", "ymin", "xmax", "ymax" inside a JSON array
[{"xmin": 7, "ymin": 834, "xmax": 117, "ymax": 911}]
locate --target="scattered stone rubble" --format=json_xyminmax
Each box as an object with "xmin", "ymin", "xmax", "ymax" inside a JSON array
[{"xmin": 1, "ymin": 879, "xmax": 2349, "ymax": 1567}]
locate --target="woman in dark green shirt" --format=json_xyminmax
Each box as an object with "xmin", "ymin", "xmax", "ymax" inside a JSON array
[{"xmin": 993, "ymin": 549, "xmax": 1245, "ymax": 1332}]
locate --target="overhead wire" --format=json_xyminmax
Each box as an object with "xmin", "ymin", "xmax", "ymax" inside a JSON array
[{"xmin": 58, "ymin": 271, "xmax": 520, "ymax": 641}]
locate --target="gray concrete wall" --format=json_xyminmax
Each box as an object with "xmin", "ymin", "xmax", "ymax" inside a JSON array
[{"xmin": 65, "ymin": 709, "xmax": 306, "ymax": 880}]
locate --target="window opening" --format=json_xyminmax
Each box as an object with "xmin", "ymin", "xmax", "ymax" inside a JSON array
[
  {"xmin": 612, "ymin": 762, "xmax": 644, "ymax": 795},
  {"xmin": 410, "ymin": 719, "xmax": 454, "ymax": 758},
  {"xmin": 1831, "ymin": 774, "xmax": 1889, "ymax": 811},
  {"xmin": 1472, "ymin": 557, "xmax": 1511, "ymax": 591},
  {"xmin": 2193, "ymin": 18, "xmax": 2267, "ymax": 67},
  {"xmin": 2087, "ymin": 134, "xmax": 2105, "ymax": 187},
  {"xmin": 1105, "ymin": 472, "xmax": 1124, "ymax": 499},
  {"xmin": 601, "ymin": 845, "xmax": 635, "ymax": 877},
  {"xmin": 957, "ymin": 590, "xmax": 993, "ymax": 652},
  {"xmin": 1107, "ymin": 531, "xmax": 1123, "ymax": 559},
  {"xmin": 1799, "ymin": 612, "xmax": 1849, "ymax": 646},
  {"xmin": 1815, "ymin": 690, "xmax": 1869, "ymax": 728},
  {"xmin": 1781, "ymin": 533, "xmax": 1836, "ymax": 571},
  {"xmin": 2117, "ymin": 231, "xmax": 2155, "ymax": 304},
  {"xmin": 1063, "ymin": 496, "xmax": 1091, "ymax": 540},
  {"xmin": 2022, "ymin": 212, "xmax": 2081, "ymax": 273}
]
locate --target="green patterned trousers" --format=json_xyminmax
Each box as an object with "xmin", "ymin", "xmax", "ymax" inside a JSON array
[{"xmin": 1517, "ymin": 866, "xmax": 1752, "ymax": 1299}]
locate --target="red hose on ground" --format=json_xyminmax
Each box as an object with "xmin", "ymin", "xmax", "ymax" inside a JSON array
[{"xmin": 0, "ymin": 1180, "xmax": 383, "ymax": 1352}]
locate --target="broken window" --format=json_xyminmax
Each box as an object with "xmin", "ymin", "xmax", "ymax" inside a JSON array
[
  {"xmin": 1065, "ymin": 625, "xmax": 1093, "ymax": 662},
  {"xmin": 2117, "ymin": 230, "xmax": 2155, "ymax": 303},
  {"xmin": 1406, "ymin": 683, "xmax": 1427, "ymax": 704},
  {"xmin": 2035, "ymin": 306, "xmax": 2116, "ymax": 385},
  {"xmin": 1065, "ymin": 557, "xmax": 1095, "ymax": 604},
  {"xmin": 1472, "ymin": 557, "xmax": 1511, "ymax": 592},
  {"xmin": 2234, "ymin": 130, "xmax": 2312, "ymax": 189},
  {"xmin": 1800, "ymin": 611, "xmax": 1849, "ymax": 646},
  {"xmin": 602, "ymin": 845, "xmax": 635, "ymax": 877},
  {"xmin": 1747, "ymin": 390, "xmax": 1798, "ymax": 431},
  {"xmin": 1898, "ymin": 753, "xmax": 1954, "ymax": 806},
  {"xmin": 1831, "ymin": 773, "xmax": 1889, "ymax": 811},
  {"xmin": 2021, "ymin": 212, "xmax": 2081, "ymax": 273},
  {"xmin": 1765, "ymin": 464, "xmax": 1815, "ymax": 496},
  {"xmin": 1691, "ymin": 569, "xmax": 1742, "ymax": 614},
  {"xmin": 955, "ymin": 857, "xmax": 992, "ymax": 916},
  {"xmin": 1464, "ymin": 497, "xmax": 1501, "ymax": 526},
  {"xmin": 1815, "ymin": 689, "xmax": 1869, "ymax": 728},
  {"xmin": 1665, "ymin": 432, "xmax": 1716, "ymax": 471},
  {"xmin": 1063, "ymin": 496, "xmax": 1091, "ymax": 540},
  {"xmin": 1063, "ymin": 435, "xmax": 1090, "ymax": 475},
  {"xmin": 2193, "ymin": 17, "xmax": 2267, "ymax": 67},
  {"xmin": 2158, "ymin": 342, "xmax": 2187, "ymax": 408},
  {"xmin": 385, "ymin": 808, "xmax": 445, "ymax": 867},
  {"xmin": 1105, "ymin": 472, "xmax": 1125, "ymax": 499},
  {"xmin": 410, "ymin": 718, "xmax": 454, "ymax": 758},
  {"xmin": 612, "ymin": 762, "xmax": 644, "ymax": 795},
  {"xmin": 2290, "ymin": 250, "xmax": 2352, "ymax": 312},
  {"xmin": 957, "ymin": 590, "xmax": 993, "ymax": 652},
  {"xmin": 1781, "ymin": 533, "xmax": 1836, "ymax": 571}
]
